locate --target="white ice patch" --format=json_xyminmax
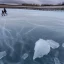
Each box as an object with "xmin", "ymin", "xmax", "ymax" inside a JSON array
[
  {"xmin": 47, "ymin": 40, "xmax": 60, "ymax": 49},
  {"xmin": 62, "ymin": 43, "xmax": 64, "ymax": 48},
  {"xmin": 0, "ymin": 51, "xmax": 6, "ymax": 59},
  {"xmin": 33, "ymin": 39, "xmax": 60, "ymax": 60},
  {"xmin": 33, "ymin": 39, "xmax": 50, "ymax": 60},
  {"xmin": 22, "ymin": 53, "xmax": 28, "ymax": 60}
]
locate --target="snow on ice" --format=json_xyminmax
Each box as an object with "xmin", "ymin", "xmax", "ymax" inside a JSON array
[{"xmin": 33, "ymin": 39, "xmax": 59, "ymax": 60}]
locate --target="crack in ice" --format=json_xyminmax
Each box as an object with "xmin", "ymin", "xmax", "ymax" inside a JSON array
[
  {"xmin": 2, "ymin": 19, "xmax": 14, "ymax": 52},
  {"xmin": 16, "ymin": 26, "xmax": 25, "ymax": 38},
  {"xmin": 24, "ymin": 26, "xmax": 38, "ymax": 35}
]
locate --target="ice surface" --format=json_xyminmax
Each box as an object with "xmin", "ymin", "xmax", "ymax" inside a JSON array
[
  {"xmin": 0, "ymin": 60, "xmax": 4, "ymax": 64},
  {"xmin": 33, "ymin": 39, "xmax": 60, "ymax": 60},
  {"xmin": 54, "ymin": 57, "xmax": 61, "ymax": 64},
  {"xmin": 0, "ymin": 9, "xmax": 64, "ymax": 34},
  {"xmin": 0, "ymin": 9, "xmax": 63, "ymax": 63},
  {"xmin": 0, "ymin": 51, "xmax": 6, "ymax": 59}
]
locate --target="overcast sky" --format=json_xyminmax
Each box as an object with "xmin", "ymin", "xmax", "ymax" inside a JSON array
[{"xmin": 0, "ymin": 0, "xmax": 64, "ymax": 4}]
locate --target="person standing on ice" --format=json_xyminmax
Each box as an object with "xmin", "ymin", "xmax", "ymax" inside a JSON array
[
  {"xmin": 4, "ymin": 8, "xmax": 7, "ymax": 15},
  {"xmin": 2, "ymin": 10, "xmax": 4, "ymax": 16}
]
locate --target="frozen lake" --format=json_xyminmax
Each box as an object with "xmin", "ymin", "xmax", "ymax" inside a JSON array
[{"xmin": 0, "ymin": 9, "xmax": 64, "ymax": 64}]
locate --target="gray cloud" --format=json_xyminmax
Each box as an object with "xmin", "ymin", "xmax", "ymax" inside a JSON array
[{"xmin": 0, "ymin": 0, "xmax": 64, "ymax": 4}]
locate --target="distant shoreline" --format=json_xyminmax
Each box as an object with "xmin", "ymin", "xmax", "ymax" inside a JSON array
[{"xmin": 0, "ymin": 4, "xmax": 64, "ymax": 10}]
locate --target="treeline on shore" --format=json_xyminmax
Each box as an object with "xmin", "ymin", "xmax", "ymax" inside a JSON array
[
  {"xmin": 1, "ymin": 3, "xmax": 64, "ymax": 6},
  {"xmin": 0, "ymin": 3, "xmax": 64, "ymax": 11},
  {"xmin": 21, "ymin": 3, "xmax": 64, "ymax": 6}
]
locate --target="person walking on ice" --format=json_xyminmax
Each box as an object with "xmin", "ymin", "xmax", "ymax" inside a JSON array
[{"xmin": 1, "ymin": 8, "xmax": 7, "ymax": 16}]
